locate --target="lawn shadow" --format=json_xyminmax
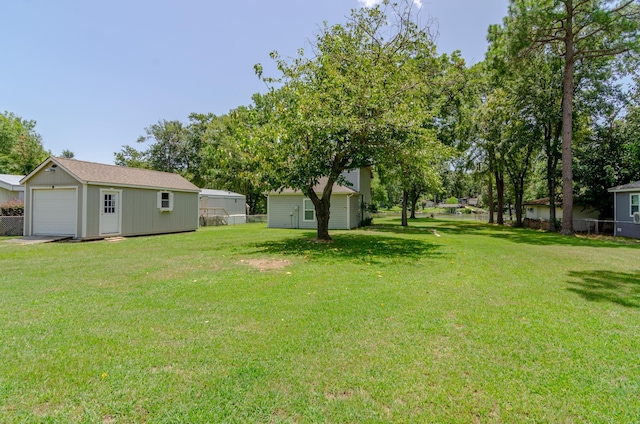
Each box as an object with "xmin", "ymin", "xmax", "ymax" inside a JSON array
[
  {"xmin": 486, "ymin": 229, "xmax": 640, "ymax": 248},
  {"xmin": 567, "ymin": 270, "xmax": 640, "ymax": 308},
  {"xmin": 251, "ymin": 232, "xmax": 441, "ymax": 264},
  {"xmin": 397, "ymin": 217, "xmax": 639, "ymax": 249},
  {"xmin": 368, "ymin": 217, "xmax": 488, "ymax": 237}
]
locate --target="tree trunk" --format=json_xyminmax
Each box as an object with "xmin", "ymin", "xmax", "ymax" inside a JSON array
[
  {"xmin": 495, "ymin": 171, "xmax": 504, "ymax": 225},
  {"xmin": 515, "ymin": 191, "xmax": 523, "ymax": 227},
  {"xmin": 307, "ymin": 180, "xmax": 334, "ymax": 242},
  {"xmin": 488, "ymin": 175, "xmax": 494, "ymax": 224},
  {"xmin": 561, "ymin": 0, "xmax": 575, "ymax": 235},
  {"xmin": 314, "ymin": 198, "xmax": 332, "ymax": 241},
  {"xmin": 409, "ymin": 189, "xmax": 418, "ymax": 219},
  {"xmin": 401, "ymin": 189, "xmax": 409, "ymax": 226},
  {"xmin": 546, "ymin": 136, "xmax": 557, "ymax": 232}
]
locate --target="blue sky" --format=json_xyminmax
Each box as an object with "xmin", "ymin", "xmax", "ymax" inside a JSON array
[{"xmin": 1, "ymin": 0, "xmax": 508, "ymax": 164}]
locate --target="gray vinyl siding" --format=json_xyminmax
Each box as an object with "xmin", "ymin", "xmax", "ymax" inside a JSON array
[
  {"xmin": 343, "ymin": 169, "xmax": 361, "ymax": 192},
  {"xmin": 350, "ymin": 195, "xmax": 361, "ymax": 228},
  {"xmin": 0, "ymin": 188, "xmax": 22, "ymax": 204},
  {"xmin": 329, "ymin": 196, "xmax": 349, "ymax": 229},
  {"xmin": 85, "ymin": 185, "xmax": 198, "ymax": 238},
  {"xmin": 268, "ymin": 194, "xmax": 351, "ymax": 230},
  {"xmin": 614, "ymin": 192, "xmax": 640, "ymax": 239},
  {"xmin": 616, "ymin": 222, "xmax": 640, "ymax": 239},
  {"xmin": 268, "ymin": 195, "xmax": 302, "ymax": 229},
  {"xmin": 614, "ymin": 192, "xmax": 635, "ymax": 222},
  {"xmin": 360, "ymin": 170, "xmax": 372, "ymax": 205},
  {"xmin": 23, "ymin": 166, "xmax": 83, "ymax": 237}
]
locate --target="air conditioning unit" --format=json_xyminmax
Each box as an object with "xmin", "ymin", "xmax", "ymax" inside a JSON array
[{"xmin": 634, "ymin": 212, "xmax": 640, "ymax": 224}]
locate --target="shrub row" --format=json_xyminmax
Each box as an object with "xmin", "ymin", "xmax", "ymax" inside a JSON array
[{"xmin": 0, "ymin": 199, "xmax": 24, "ymax": 216}]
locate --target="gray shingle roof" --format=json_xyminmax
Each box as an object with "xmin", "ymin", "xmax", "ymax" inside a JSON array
[
  {"xmin": 273, "ymin": 177, "xmax": 359, "ymax": 195},
  {"xmin": 608, "ymin": 181, "xmax": 640, "ymax": 192},
  {"xmin": 35, "ymin": 157, "xmax": 199, "ymax": 191}
]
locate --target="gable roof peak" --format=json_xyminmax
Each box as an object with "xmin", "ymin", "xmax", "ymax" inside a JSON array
[{"xmin": 23, "ymin": 156, "xmax": 199, "ymax": 192}]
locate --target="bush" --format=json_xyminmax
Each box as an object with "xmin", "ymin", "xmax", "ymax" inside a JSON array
[
  {"xmin": 361, "ymin": 217, "xmax": 373, "ymax": 227},
  {"xmin": 1, "ymin": 199, "xmax": 24, "ymax": 216}
]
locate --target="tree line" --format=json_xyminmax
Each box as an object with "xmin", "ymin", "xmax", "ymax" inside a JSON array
[{"xmin": 4, "ymin": 0, "xmax": 639, "ymax": 240}]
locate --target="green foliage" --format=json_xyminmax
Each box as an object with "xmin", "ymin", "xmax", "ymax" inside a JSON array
[
  {"xmin": 255, "ymin": 0, "xmax": 454, "ymax": 238},
  {"xmin": 574, "ymin": 78, "xmax": 640, "ymax": 217},
  {"xmin": 60, "ymin": 149, "xmax": 75, "ymax": 159},
  {"xmin": 445, "ymin": 196, "xmax": 459, "ymax": 204},
  {"xmin": 503, "ymin": 0, "xmax": 640, "ymax": 233},
  {"xmin": 0, "ymin": 199, "xmax": 24, "ymax": 216},
  {"xmin": 0, "ymin": 111, "xmax": 49, "ymax": 174},
  {"xmin": 114, "ymin": 111, "xmax": 270, "ymax": 213}
]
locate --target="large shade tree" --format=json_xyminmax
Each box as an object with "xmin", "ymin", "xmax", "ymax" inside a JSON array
[
  {"xmin": 505, "ymin": 0, "xmax": 640, "ymax": 234},
  {"xmin": 256, "ymin": 0, "xmax": 450, "ymax": 240}
]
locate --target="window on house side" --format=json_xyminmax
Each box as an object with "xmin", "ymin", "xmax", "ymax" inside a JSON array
[
  {"xmin": 631, "ymin": 194, "xmax": 639, "ymax": 215},
  {"xmin": 303, "ymin": 198, "xmax": 315, "ymax": 221},
  {"xmin": 158, "ymin": 191, "xmax": 173, "ymax": 212}
]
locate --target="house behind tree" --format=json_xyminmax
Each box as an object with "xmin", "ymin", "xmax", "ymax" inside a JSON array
[{"xmin": 267, "ymin": 167, "xmax": 373, "ymax": 230}]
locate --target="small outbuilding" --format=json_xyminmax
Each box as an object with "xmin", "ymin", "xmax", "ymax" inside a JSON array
[
  {"xmin": 21, "ymin": 156, "xmax": 200, "ymax": 240},
  {"xmin": 608, "ymin": 180, "xmax": 640, "ymax": 239},
  {"xmin": 523, "ymin": 197, "xmax": 599, "ymax": 232},
  {"xmin": 0, "ymin": 174, "xmax": 25, "ymax": 203},
  {"xmin": 199, "ymin": 189, "xmax": 247, "ymax": 225}
]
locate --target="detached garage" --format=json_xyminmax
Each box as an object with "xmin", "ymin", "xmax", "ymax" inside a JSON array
[{"xmin": 21, "ymin": 156, "xmax": 200, "ymax": 240}]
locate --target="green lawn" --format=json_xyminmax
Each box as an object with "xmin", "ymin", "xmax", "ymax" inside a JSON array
[{"xmin": 1, "ymin": 218, "xmax": 639, "ymax": 422}]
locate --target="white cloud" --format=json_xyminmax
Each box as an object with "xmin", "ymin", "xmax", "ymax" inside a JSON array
[
  {"xmin": 358, "ymin": 0, "xmax": 382, "ymax": 6},
  {"xmin": 357, "ymin": 0, "xmax": 422, "ymax": 7}
]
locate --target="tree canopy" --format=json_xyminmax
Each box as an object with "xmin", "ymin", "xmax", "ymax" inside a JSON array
[
  {"xmin": 0, "ymin": 111, "xmax": 49, "ymax": 175},
  {"xmin": 255, "ymin": 0, "xmax": 456, "ymax": 240}
]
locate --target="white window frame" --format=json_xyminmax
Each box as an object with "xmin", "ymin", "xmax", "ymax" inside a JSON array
[
  {"xmin": 631, "ymin": 193, "xmax": 639, "ymax": 216},
  {"xmin": 303, "ymin": 198, "xmax": 315, "ymax": 222},
  {"xmin": 157, "ymin": 191, "xmax": 174, "ymax": 212}
]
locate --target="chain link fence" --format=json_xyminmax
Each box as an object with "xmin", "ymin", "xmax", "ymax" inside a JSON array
[
  {"xmin": 0, "ymin": 216, "xmax": 24, "ymax": 236},
  {"xmin": 247, "ymin": 214, "xmax": 267, "ymax": 223}
]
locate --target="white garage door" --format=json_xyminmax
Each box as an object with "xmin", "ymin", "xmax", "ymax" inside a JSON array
[{"xmin": 32, "ymin": 189, "xmax": 77, "ymax": 236}]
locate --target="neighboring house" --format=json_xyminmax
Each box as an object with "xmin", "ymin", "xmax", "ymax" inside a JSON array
[
  {"xmin": 199, "ymin": 189, "xmax": 247, "ymax": 225},
  {"xmin": 0, "ymin": 174, "xmax": 25, "ymax": 204},
  {"xmin": 268, "ymin": 167, "xmax": 372, "ymax": 230},
  {"xmin": 608, "ymin": 180, "xmax": 640, "ymax": 239},
  {"xmin": 524, "ymin": 197, "xmax": 599, "ymax": 231},
  {"xmin": 21, "ymin": 156, "xmax": 200, "ymax": 240}
]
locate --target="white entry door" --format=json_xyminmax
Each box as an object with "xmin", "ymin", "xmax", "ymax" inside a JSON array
[{"xmin": 100, "ymin": 190, "xmax": 121, "ymax": 235}]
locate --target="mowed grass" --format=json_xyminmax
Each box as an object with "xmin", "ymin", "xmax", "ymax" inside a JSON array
[{"xmin": 1, "ymin": 218, "xmax": 639, "ymax": 423}]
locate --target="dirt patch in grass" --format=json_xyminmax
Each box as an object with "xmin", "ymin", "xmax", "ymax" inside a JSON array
[
  {"xmin": 239, "ymin": 258, "xmax": 292, "ymax": 271},
  {"xmin": 325, "ymin": 389, "xmax": 355, "ymax": 401}
]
